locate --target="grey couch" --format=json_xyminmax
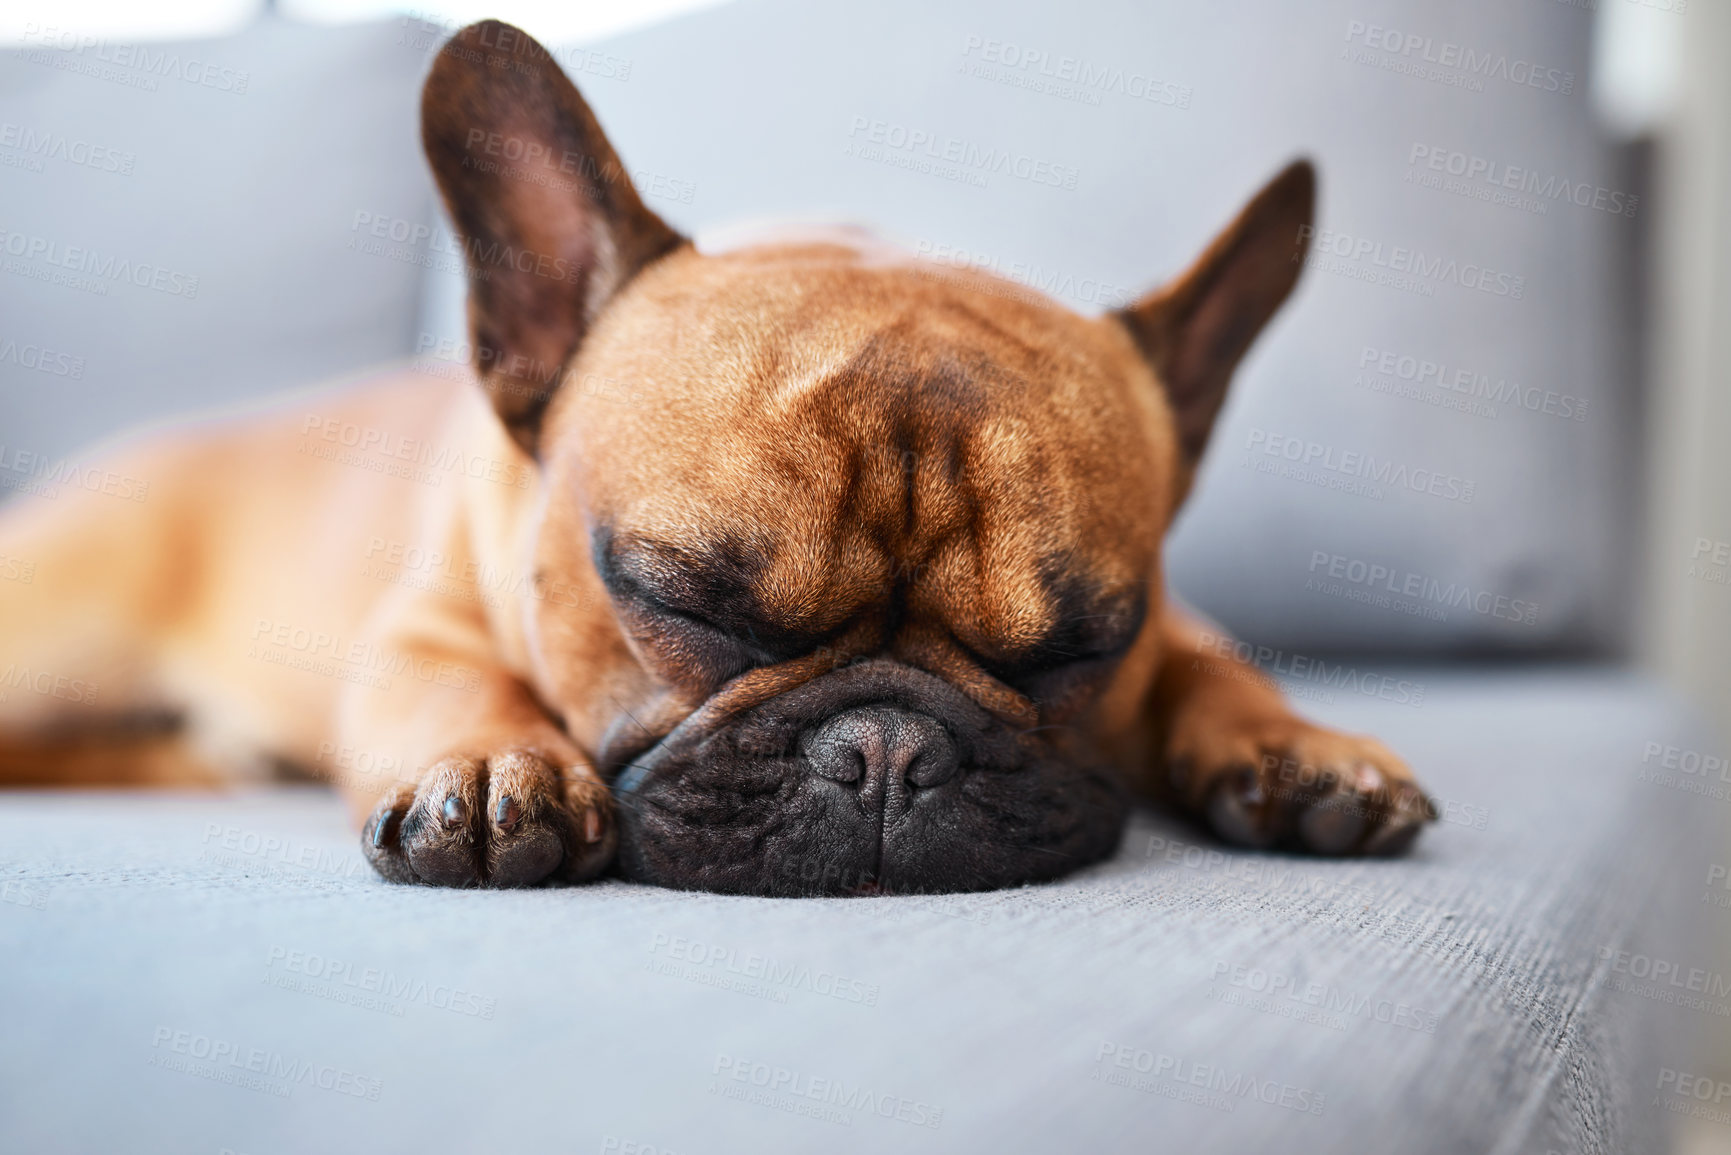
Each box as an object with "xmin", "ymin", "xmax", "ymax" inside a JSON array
[{"xmin": 0, "ymin": 2, "xmax": 1718, "ymax": 1152}]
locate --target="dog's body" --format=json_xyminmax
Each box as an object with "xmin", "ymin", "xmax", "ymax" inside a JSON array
[
  {"xmin": 0, "ymin": 371, "xmax": 512, "ymax": 780},
  {"xmin": 0, "ymin": 21, "xmax": 1433, "ymax": 893}
]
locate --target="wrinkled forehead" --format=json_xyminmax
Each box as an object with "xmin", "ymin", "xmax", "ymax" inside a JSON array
[{"xmin": 555, "ymin": 239, "xmax": 1166, "ymax": 640}]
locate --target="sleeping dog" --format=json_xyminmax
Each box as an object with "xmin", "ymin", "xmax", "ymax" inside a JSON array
[{"xmin": 0, "ymin": 21, "xmax": 1434, "ymax": 893}]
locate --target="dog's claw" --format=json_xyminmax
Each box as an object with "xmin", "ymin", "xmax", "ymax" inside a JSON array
[
  {"xmin": 1207, "ymin": 765, "xmax": 1277, "ymax": 848},
  {"xmin": 1298, "ymin": 795, "xmax": 1367, "ymax": 853},
  {"xmin": 371, "ymin": 807, "xmax": 396, "ymax": 849},
  {"xmin": 441, "ymin": 795, "xmax": 467, "ymax": 828},
  {"xmin": 1362, "ymin": 786, "xmax": 1437, "ymax": 855}
]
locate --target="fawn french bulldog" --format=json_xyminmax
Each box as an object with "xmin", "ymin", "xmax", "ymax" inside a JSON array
[{"xmin": 0, "ymin": 20, "xmax": 1434, "ymax": 893}]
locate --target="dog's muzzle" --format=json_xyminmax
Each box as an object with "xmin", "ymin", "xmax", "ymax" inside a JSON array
[{"xmin": 609, "ymin": 659, "xmax": 1128, "ymax": 895}]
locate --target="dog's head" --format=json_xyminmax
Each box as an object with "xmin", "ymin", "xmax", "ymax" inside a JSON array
[{"xmin": 421, "ymin": 22, "xmax": 1315, "ymax": 894}]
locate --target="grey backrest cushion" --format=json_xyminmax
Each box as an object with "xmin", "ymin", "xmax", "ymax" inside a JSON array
[
  {"xmin": 426, "ymin": 0, "xmax": 1626, "ymax": 656},
  {"xmin": 0, "ymin": 16, "xmax": 434, "ymax": 462}
]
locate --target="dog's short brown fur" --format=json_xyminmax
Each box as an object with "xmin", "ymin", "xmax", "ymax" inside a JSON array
[{"xmin": 0, "ymin": 21, "xmax": 1433, "ymax": 892}]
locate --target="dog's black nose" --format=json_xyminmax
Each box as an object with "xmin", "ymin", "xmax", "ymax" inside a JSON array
[{"xmin": 801, "ymin": 706, "xmax": 958, "ymax": 790}]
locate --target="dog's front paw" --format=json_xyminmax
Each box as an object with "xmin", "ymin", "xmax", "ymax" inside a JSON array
[
  {"xmin": 1167, "ymin": 721, "xmax": 1436, "ymax": 856},
  {"xmin": 361, "ymin": 749, "xmax": 615, "ymax": 887}
]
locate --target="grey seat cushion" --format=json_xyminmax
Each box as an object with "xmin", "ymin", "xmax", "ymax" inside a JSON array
[{"xmin": 0, "ymin": 668, "xmax": 1714, "ymax": 1153}]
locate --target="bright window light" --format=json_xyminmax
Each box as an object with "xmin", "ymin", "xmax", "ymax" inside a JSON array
[
  {"xmin": 1591, "ymin": 0, "xmax": 1684, "ymax": 138},
  {"xmin": 0, "ymin": 0, "xmax": 261, "ymax": 45},
  {"xmin": 278, "ymin": 0, "xmax": 737, "ymax": 45},
  {"xmin": 0, "ymin": 0, "xmax": 735, "ymax": 48}
]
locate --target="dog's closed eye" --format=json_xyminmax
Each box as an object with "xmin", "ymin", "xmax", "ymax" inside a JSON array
[
  {"xmin": 955, "ymin": 642, "xmax": 1123, "ymax": 719},
  {"xmin": 953, "ymin": 588, "xmax": 1148, "ymax": 716},
  {"xmin": 620, "ymin": 601, "xmax": 765, "ymax": 684},
  {"xmin": 616, "ymin": 591, "xmax": 866, "ymax": 693}
]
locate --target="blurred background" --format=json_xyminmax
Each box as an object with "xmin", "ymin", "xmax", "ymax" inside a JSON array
[
  {"xmin": 2, "ymin": 0, "xmax": 1723, "ymax": 691},
  {"xmin": 2, "ymin": 0, "xmax": 1727, "ymax": 1145}
]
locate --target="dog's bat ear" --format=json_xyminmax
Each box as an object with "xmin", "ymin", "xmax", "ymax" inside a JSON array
[
  {"xmin": 421, "ymin": 20, "xmax": 686, "ymax": 455},
  {"xmin": 1114, "ymin": 159, "xmax": 1315, "ymax": 496}
]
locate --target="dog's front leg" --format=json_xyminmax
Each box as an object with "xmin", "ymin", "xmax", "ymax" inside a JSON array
[
  {"xmin": 336, "ymin": 591, "xmax": 615, "ymax": 889},
  {"xmin": 1142, "ymin": 607, "xmax": 1435, "ymax": 855}
]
